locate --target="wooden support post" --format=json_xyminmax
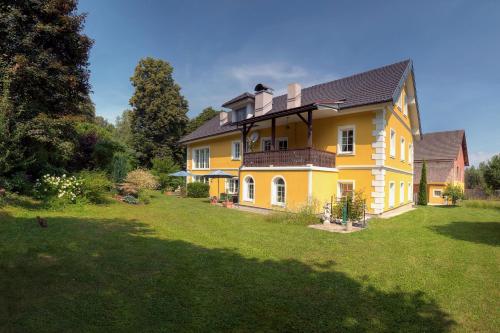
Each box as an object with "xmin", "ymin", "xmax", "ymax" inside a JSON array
[
  {"xmin": 307, "ymin": 110, "xmax": 313, "ymax": 148},
  {"xmin": 271, "ymin": 118, "xmax": 276, "ymax": 151}
]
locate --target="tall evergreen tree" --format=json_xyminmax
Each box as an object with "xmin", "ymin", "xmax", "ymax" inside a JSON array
[
  {"xmin": 0, "ymin": 0, "xmax": 93, "ymax": 178},
  {"xmin": 129, "ymin": 57, "xmax": 188, "ymax": 166},
  {"xmin": 418, "ymin": 161, "xmax": 428, "ymax": 205}
]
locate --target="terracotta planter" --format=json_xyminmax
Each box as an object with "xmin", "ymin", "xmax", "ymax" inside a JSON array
[{"xmin": 223, "ymin": 201, "xmax": 233, "ymax": 208}]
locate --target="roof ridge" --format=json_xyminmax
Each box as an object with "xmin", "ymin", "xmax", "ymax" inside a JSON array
[{"xmin": 271, "ymin": 59, "xmax": 411, "ymax": 101}]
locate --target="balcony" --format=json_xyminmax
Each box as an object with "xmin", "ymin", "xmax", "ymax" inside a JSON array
[{"xmin": 243, "ymin": 148, "xmax": 336, "ymax": 168}]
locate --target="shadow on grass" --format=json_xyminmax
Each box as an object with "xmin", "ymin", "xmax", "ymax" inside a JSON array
[
  {"xmin": 0, "ymin": 213, "xmax": 455, "ymax": 332},
  {"xmin": 430, "ymin": 222, "xmax": 500, "ymax": 246}
]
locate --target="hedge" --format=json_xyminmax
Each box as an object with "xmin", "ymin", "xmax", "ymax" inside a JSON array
[{"xmin": 187, "ymin": 182, "xmax": 210, "ymax": 198}]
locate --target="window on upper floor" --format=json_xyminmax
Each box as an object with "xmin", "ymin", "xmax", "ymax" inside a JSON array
[
  {"xmin": 338, "ymin": 126, "xmax": 355, "ymax": 154},
  {"xmin": 390, "ymin": 129, "xmax": 396, "ymax": 157},
  {"xmin": 261, "ymin": 138, "xmax": 272, "ymax": 152},
  {"xmin": 231, "ymin": 141, "xmax": 241, "ymax": 160},
  {"xmin": 278, "ymin": 138, "xmax": 288, "ymax": 151},
  {"xmin": 409, "ymin": 144, "xmax": 413, "ymax": 164},
  {"xmin": 193, "ymin": 147, "xmax": 209, "ymax": 169},
  {"xmin": 401, "ymin": 137, "xmax": 406, "ymax": 161},
  {"xmin": 233, "ymin": 107, "xmax": 247, "ymax": 122}
]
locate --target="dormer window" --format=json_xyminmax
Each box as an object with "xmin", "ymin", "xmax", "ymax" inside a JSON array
[{"xmin": 233, "ymin": 107, "xmax": 247, "ymax": 122}]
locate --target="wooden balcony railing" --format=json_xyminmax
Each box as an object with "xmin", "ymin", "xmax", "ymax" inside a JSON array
[{"xmin": 243, "ymin": 148, "xmax": 336, "ymax": 168}]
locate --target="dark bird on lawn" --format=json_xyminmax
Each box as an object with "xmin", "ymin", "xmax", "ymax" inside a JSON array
[{"xmin": 36, "ymin": 216, "xmax": 48, "ymax": 228}]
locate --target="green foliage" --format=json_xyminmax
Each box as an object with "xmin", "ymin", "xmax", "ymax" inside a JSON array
[
  {"xmin": 460, "ymin": 200, "xmax": 500, "ymax": 210},
  {"xmin": 78, "ymin": 170, "xmax": 112, "ymax": 204},
  {"xmin": 465, "ymin": 166, "xmax": 484, "ymax": 189},
  {"xmin": 0, "ymin": 0, "xmax": 93, "ymax": 179},
  {"xmin": 110, "ymin": 152, "xmax": 133, "ymax": 183},
  {"xmin": 266, "ymin": 201, "xmax": 320, "ymax": 225},
  {"xmin": 187, "ymin": 182, "xmax": 209, "ymax": 198},
  {"xmin": 481, "ymin": 154, "xmax": 500, "ymax": 190},
  {"xmin": 0, "ymin": 172, "xmax": 32, "ymax": 194},
  {"xmin": 151, "ymin": 157, "xmax": 181, "ymax": 190},
  {"xmin": 125, "ymin": 169, "xmax": 159, "ymax": 190},
  {"xmin": 332, "ymin": 191, "xmax": 365, "ymax": 221},
  {"xmin": 418, "ymin": 161, "xmax": 428, "ymax": 205},
  {"xmin": 33, "ymin": 174, "xmax": 82, "ymax": 207},
  {"xmin": 129, "ymin": 57, "xmax": 188, "ymax": 167},
  {"xmin": 114, "ymin": 109, "xmax": 134, "ymax": 147},
  {"xmin": 442, "ymin": 184, "xmax": 464, "ymax": 205},
  {"xmin": 122, "ymin": 195, "xmax": 139, "ymax": 205},
  {"xmin": 186, "ymin": 107, "xmax": 221, "ymax": 134}
]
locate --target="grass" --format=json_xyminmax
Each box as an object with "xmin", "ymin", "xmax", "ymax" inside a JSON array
[
  {"xmin": 460, "ymin": 199, "xmax": 500, "ymax": 210},
  {"xmin": 1, "ymin": 193, "xmax": 499, "ymax": 332}
]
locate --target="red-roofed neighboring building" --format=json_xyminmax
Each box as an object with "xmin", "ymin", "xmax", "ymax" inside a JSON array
[{"xmin": 413, "ymin": 130, "xmax": 469, "ymax": 204}]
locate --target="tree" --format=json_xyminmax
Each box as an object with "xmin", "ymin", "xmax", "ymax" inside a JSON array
[
  {"xmin": 465, "ymin": 166, "xmax": 483, "ymax": 189},
  {"xmin": 418, "ymin": 161, "xmax": 428, "ymax": 205},
  {"xmin": 0, "ymin": 0, "xmax": 93, "ymax": 179},
  {"xmin": 442, "ymin": 183, "xmax": 464, "ymax": 205},
  {"xmin": 186, "ymin": 107, "xmax": 221, "ymax": 134},
  {"xmin": 115, "ymin": 109, "xmax": 134, "ymax": 147},
  {"xmin": 129, "ymin": 57, "xmax": 188, "ymax": 167},
  {"xmin": 481, "ymin": 154, "xmax": 500, "ymax": 191}
]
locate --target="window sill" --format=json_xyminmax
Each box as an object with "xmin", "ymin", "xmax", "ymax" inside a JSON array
[
  {"xmin": 243, "ymin": 198, "xmax": 254, "ymax": 203},
  {"xmin": 192, "ymin": 168, "xmax": 210, "ymax": 171},
  {"xmin": 272, "ymin": 203, "xmax": 286, "ymax": 208},
  {"xmin": 338, "ymin": 152, "xmax": 355, "ymax": 156},
  {"xmin": 231, "ymin": 158, "xmax": 241, "ymax": 161}
]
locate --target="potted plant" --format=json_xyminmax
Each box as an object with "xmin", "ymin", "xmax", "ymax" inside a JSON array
[{"xmin": 210, "ymin": 196, "xmax": 218, "ymax": 205}]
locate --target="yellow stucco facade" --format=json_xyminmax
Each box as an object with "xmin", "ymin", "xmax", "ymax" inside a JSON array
[{"xmin": 184, "ymin": 81, "xmax": 418, "ymax": 215}]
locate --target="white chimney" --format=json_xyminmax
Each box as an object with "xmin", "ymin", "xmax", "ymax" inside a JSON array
[
  {"xmin": 254, "ymin": 83, "xmax": 273, "ymax": 117},
  {"xmin": 287, "ymin": 83, "xmax": 301, "ymax": 109},
  {"xmin": 219, "ymin": 111, "xmax": 229, "ymax": 126}
]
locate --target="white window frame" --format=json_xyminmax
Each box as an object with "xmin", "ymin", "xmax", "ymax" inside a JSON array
[
  {"xmin": 225, "ymin": 178, "xmax": 239, "ymax": 195},
  {"xmin": 337, "ymin": 180, "xmax": 355, "ymax": 198},
  {"xmin": 192, "ymin": 146, "xmax": 210, "ymax": 170},
  {"xmin": 408, "ymin": 144, "xmax": 413, "ymax": 164},
  {"xmin": 231, "ymin": 140, "xmax": 241, "ymax": 160},
  {"xmin": 277, "ymin": 137, "xmax": 288, "ymax": 151},
  {"xmin": 389, "ymin": 181, "xmax": 395, "ymax": 208},
  {"xmin": 400, "ymin": 181, "xmax": 405, "ymax": 204},
  {"xmin": 261, "ymin": 137, "xmax": 272, "ymax": 152},
  {"xmin": 233, "ymin": 107, "xmax": 247, "ymax": 122},
  {"xmin": 243, "ymin": 176, "xmax": 255, "ymax": 202},
  {"xmin": 400, "ymin": 137, "xmax": 406, "ymax": 161},
  {"xmin": 271, "ymin": 176, "xmax": 286, "ymax": 207},
  {"xmin": 337, "ymin": 125, "xmax": 356, "ymax": 155},
  {"xmin": 408, "ymin": 182, "xmax": 413, "ymax": 202},
  {"xmin": 433, "ymin": 189, "xmax": 443, "ymax": 198},
  {"xmin": 390, "ymin": 129, "xmax": 396, "ymax": 158},
  {"xmin": 192, "ymin": 175, "xmax": 208, "ymax": 184}
]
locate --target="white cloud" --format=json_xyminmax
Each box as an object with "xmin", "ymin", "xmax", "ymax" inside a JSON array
[
  {"xmin": 469, "ymin": 151, "xmax": 497, "ymax": 166},
  {"xmin": 228, "ymin": 63, "xmax": 309, "ymax": 84}
]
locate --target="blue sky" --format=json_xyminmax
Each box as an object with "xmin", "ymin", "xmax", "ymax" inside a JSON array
[{"xmin": 80, "ymin": 0, "xmax": 499, "ymax": 166}]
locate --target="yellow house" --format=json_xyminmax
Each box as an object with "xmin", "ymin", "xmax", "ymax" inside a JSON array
[
  {"xmin": 179, "ymin": 60, "xmax": 423, "ymax": 215},
  {"xmin": 413, "ymin": 130, "xmax": 469, "ymax": 205}
]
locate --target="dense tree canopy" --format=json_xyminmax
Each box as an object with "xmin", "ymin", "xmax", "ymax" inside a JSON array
[
  {"xmin": 0, "ymin": 0, "xmax": 93, "ymax": 180},
  {"xmin": 186, "ymin": 107, "xmax": 220, "ymax": 134},
  {"xmin": 129, "ymin": 57, "xmax": 188, "ymax": 167},
  {"xmin": 481, "ymin": 154, "xmax": 500, "ymax": 190}
]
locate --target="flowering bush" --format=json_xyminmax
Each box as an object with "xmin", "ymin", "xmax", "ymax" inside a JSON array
[
  {"xmin": 125, "ymin": 169, "xmax": 159, "ymax": 190},
  {"xmin": 34, "ymin": 174, "xmax": 82, "ymax": 204}
]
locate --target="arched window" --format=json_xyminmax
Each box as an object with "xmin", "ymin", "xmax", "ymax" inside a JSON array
[
  {"xmin": 272, "ymin": 177, "xmax": 286, "ymax": 206},
  {"xmin": 243, "ymin": 176, "xmax": 254, "ymax": 202}
]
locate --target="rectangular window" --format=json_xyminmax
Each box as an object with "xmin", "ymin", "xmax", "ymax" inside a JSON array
[
  {"xmin": 409, "ymin": 144, "xmax": 413, "ymax": 164},
  {"xmin": 261, "ymin": 138, "xmax": 272, "ymax": 152},
  {"xmin": 338, "ymin": 182, "xmax": 354, "ymax": 198},
  {"xmin": 433, "ymin": 189, "xmax": 442, "ymax": 198},
  {"xmin": 390, "ymin": 129, "xmax": 396, "ymax": 157},
  {"xmin": 233, "ymin": 107, "xmax": 247, "ymax": 122},
  {"xmin": 278, "ymin": 138, "xmax": 288, "ymax": 151},
  {"xmin": 401, "ymin": 137, "xmax": 406, "ymax": 161},
  {"xmin": 193, "ymin": 147, "xmax": 209, "ymax": 169},
  {"xmin": 338, "ymin": 126, "xmax": 355, "ymax": 154},
  {"xmin": 400, "ymin": 182, "xmax": 405, "ymax": 203},
  {"xmin": 231, "ymin": 141, "xmax": 241, "ymax": 160},
  {"xmin": 408, "ymin": 182, "xmax": 413, "ymax": 202},
  {"xmin": 192, "ymin": 175, "xmax": 208, "ymax": 184},
  {"xmin": 389, "ymin": 182, "xmax": 395, "ymax": 208},
  {"xmin": 226, "ymin": 178, "xmax": 239, "ymax": 194}
]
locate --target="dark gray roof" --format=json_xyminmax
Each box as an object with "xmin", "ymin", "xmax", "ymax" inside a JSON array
[
  {"xmin": 180, "ymin": 59, "xmax": 413, "ymax": 143},
  {"xmin": 221, "ymin": 92, "xmax": 255, "ymax": 108},
  {"xmin": 414, "ymin": 130, "xmax": 468, "ymax": 165}
]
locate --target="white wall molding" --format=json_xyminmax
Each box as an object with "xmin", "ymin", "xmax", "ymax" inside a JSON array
[{"xmin": 241, "ymin": 166, "xmax": 339, "ymax": 172}]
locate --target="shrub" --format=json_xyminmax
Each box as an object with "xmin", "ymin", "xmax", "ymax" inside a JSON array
[
  {"xmin": 187, "ymin": 182, "xmax": 209, "ymax": 198},
  {"xmin": 418, "ymin": 161, "xmax": 428, "ymax": 205},
  {"xmin": 122, "ymin": 195, "xmax": 139, "ymax": 205},
  {"xmin": 442, "ymin": 183, "xmax": 464, "ymax": 205},
  {"xmin": 110, "ymin": 152, "xmax": 132, "ymax": 183},
  {"xmin": 151, "ymin": 157, "xmax": 182, "ymax": 191},
  {"xmin": 125, "ymin": 169, "xmax": 159, "ymax": 190},
  {"xmin": 78, "ymin": 170, "xmax": 113, "ymax": 203},
  {"xmin": 1, "ymin": 172, "xmax": 33, "ymax": 194},
  {"xmin": 266, "ymin": 201, "xmax": 320, "ymax": 225},
  {"xmin": 34, "ymin": 174, "xmax": 82, "ymax": 205},
  {"xmin": 332, "ymin": 191, "xmax": 366, "ymax": 222}
]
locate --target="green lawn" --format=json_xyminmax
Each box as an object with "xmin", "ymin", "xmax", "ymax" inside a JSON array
[{"xmin": 1, "ymin": 194, "xmax": 499, "ymax": 332}]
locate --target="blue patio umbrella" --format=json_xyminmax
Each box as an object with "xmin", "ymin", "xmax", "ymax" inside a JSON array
[
  {"xmin": 168, "ymin": 170, "xmax": 194, "ymax": 194},
  {"xmin": 205, "ymin": 170, "xmax": 235, "ymax": 200}
]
